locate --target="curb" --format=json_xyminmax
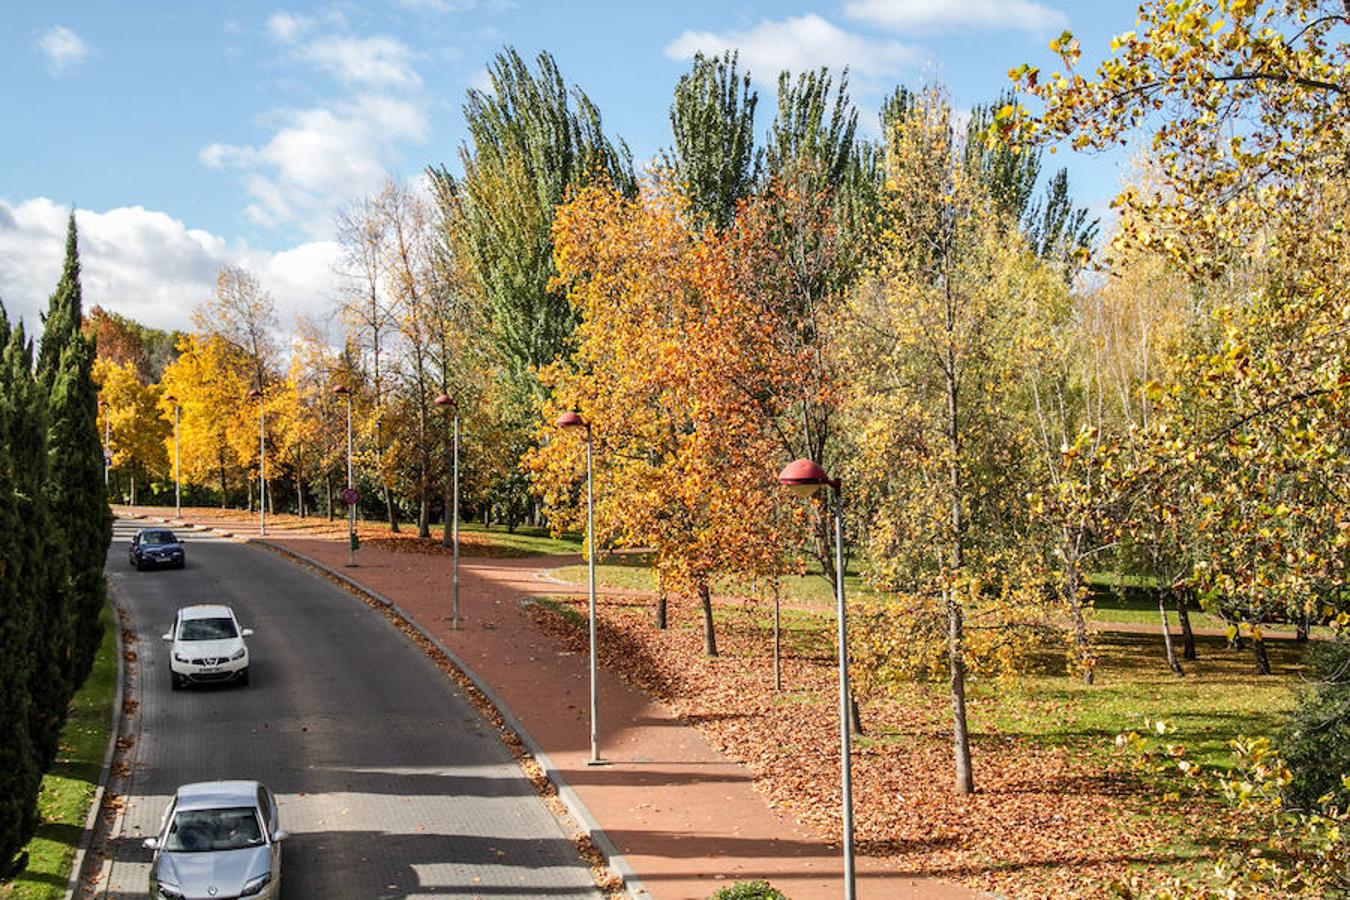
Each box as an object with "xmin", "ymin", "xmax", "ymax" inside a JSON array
[
  {"xmin": 63, "ymin": 583, "xmax": 127, "ymax": 900},
  {"xmin": 250, "ymin": 538, "xmax": 648, "ymax": 900}
]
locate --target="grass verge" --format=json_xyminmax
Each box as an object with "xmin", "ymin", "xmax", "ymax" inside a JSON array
[{"xmin": 0, "ymin": 603, "xmax": 117, "ymax": 900}]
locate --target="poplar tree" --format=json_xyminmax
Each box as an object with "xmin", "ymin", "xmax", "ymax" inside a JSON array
[{"xmin": 664, "ymin": 51, "xmax": 759, "ymax": 232}]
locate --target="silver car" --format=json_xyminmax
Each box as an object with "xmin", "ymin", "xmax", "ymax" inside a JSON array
[{"xmin": 144, "ymin": 780, "xmax": 286, "ymax": 899}]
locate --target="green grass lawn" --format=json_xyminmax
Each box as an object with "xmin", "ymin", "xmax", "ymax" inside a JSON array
[
  {"xmin": 548, "ymin": 554, "xmax": 867, "ymax": 606},
  {"xmin": 1, "ymin": 604, "xmax": 117, "ymax": 899}
]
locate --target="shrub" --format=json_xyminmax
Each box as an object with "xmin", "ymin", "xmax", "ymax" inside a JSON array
[
  {"xmin": 1282, "ymin": 638, "xmax": 1350, "ymax": 810},
  {"xmin": 710, "ymin": 881, "xmax": 788, "ymax": 900}
]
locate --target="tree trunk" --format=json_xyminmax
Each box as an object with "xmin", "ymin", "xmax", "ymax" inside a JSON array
[
  {"xmin": 655, "ymin": 592, "xmax": 668, "ymax": 630},
  {"xmin": 1160, "ymin": 590, "xmax": 1184, "ymax": 676},
  {"xmin": 418, "ymin": 494, "xmax": 430, "ymax": 539},
  {"xmin": 1296, "ymin": 615, "xmax": 1310, "ymax": 643},
  {"xmin": 296, "ymin": 463, "xmax": 306, "ymax": 518},
  {"xmin": 849, "ymin": 698, "xmax": 865, "ymax": 737},
  {"xmin": 325, "ymin": 473, "xmax": 333, "ymax": 520},
  {"xmin": 131, "ymin": 472, "xmax": 137, "ymax": 507},
  {"xmin": 218, "ymin": 454, "xmax": 228, "ymax": 508},
  {"xmin": 1252, "ymin": 632, "xmax": 1272, "ymax": 675},
  {"xmin": 1065, "ymin": 563, "xmax": 1093, "ymax": 684},
  {"xmin": 1175, "ymin": 591, "xmax": 1197, "ymax": 660},
  {"xmin": 384, "ymin": 482, "xmax": 399, "ymax": 533},
  {"xmin": 947, "ymin": 587, "xmax": 974, "ymax": 794},
  {"xmin": 697, "ymin": 580, "xmax": 718, "ymax": 657}
]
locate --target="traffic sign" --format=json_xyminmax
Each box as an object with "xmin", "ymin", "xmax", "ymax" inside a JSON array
[{"xmin": 340, "ymin": 487, "xmax": 359, "ymax": 506}]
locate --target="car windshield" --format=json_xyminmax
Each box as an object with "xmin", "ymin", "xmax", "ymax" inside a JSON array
[
  {"xmin": 179, "ymin": 618, "xmax": 238, "ymax": 641},
  {"xmin": 141, "ymin": 531, "xmax": 178, "ymax": 546},
  {"xmin": 164, "ymin": 807, "xmax": 264, "ymax": 852}
]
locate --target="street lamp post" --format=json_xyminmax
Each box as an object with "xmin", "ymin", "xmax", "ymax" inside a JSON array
[
  {"xmin": 433, "ymin": 394, "xmax": 461, "ymax": 629},
  {"xmin": 778, "ymin": 458, "xmax": 855, "ymax": 900},
  {"xmin": 165, "ymin": 394, "xmax": 181, "ymax": 519},
  {"xmin": 333, "ymin": 385, "xmax": 356, "ymax": 566},
  {"xmin": 99, "ymin": 399, "xmax": 110, "ymax": 491},
  {"xmin": 249, "ymin": 387, "xmax": 266, "ymax": 537},
  {"xmin": 557, "ymin": 411, "xmax": 606, "ymax": 766}
]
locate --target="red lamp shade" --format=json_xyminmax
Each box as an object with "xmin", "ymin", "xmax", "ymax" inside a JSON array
[
  {"xmin": 332, "ymin": 384, "xmax": 350, "ymax": 396},
  {"xmin": 778, "ymin": 458, "xmax": 831, "ymax": 498},
  {"xmin": 433, "ymin": 393, "xmax": 455, "ymax": 409},
  {"xmin": 556, "ymin": 411, "xmax": 588, "ymax": 434}
]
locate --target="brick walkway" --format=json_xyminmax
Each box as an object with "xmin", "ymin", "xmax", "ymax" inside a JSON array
[{"xmin": 116, "ymin": 506, "xmax": 976, "ymax": 900}]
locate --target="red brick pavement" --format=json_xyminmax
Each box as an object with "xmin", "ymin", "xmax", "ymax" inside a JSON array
[{"xmin": 116, "ymin": 507, "xmax": 977, "ymax": 900}]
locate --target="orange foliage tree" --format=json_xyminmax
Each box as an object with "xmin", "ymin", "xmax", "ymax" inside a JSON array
[{"xmin": 527, "ymin": 179, "xmax": 805, "ymax": 656}]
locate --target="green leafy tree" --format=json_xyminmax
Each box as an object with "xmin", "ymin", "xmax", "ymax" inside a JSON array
[
  {"xmin": 664, "ymin": 50, "xmax": 759, "ymax": 232},
  {"xmin": 429, "ymin": 46, "xmax": 634, "ymax": 402}
]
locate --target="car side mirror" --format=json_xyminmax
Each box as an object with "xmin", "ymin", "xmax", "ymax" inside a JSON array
[
  {"xmin": 143, "ymin": 837, "xmax": 159, "ymax": 850},
  {"xmin": 161, "ymin": 633, "xmax": 173, "ymax": 641},
  {"xmin": 242, "ymin": 628, "xmax": 254, "ymax": 637},
  {"xmin": 272, "ymin": 829, "xmax": 288, "ymax": 842}
]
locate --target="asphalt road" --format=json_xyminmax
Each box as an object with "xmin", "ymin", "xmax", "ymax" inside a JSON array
[{"xmin": 102, "ymin": 517, "xmax": 601, "ymax": 899}]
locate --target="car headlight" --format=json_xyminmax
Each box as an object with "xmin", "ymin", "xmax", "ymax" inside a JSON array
[
  {"xmin": 241, "ymin": 872, "xmax": 272, "ymax": 896},
  {"xmin": 230, "ymin": 648, "xmax": 246, "ymax": 661},
  {"xmin": 156, "ymin": 883, "xmax": 185, "ymax": 899},
  {"xmin": 173, "ymin": 653, "xmax": 187, "ymax": 663}
]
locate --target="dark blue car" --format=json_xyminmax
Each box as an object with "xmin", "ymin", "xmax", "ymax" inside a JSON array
[{"xmin": 129, "ymin": 528, "xmax": 186, "ymax": 570}]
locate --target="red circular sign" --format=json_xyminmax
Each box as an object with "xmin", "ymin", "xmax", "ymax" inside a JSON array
[{"xmin": 340, "ymin": 487, "xmax": 359, "ymax": 506}]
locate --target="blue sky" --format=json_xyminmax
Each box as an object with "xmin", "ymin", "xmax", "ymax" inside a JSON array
[{"xmin": 0, "ymin": 1, "xmax": 1138, "ymax": 336}]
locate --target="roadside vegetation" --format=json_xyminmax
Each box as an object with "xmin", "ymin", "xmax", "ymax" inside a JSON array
[{"xmin": 1, "ymin": 606, "xmax": 116, "ymax": 899}]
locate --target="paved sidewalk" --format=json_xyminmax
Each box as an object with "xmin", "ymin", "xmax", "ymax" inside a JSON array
[{"xmin": 117, "ymin": 507, "xmax": 975, "ymax": 900}]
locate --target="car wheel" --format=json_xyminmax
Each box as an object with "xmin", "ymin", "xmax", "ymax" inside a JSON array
[
  {"xmin": 176, "ymin": 559, "xmax": 186, "ymax": 569},
  {"xmin": 238, "ymin": 668, "xmax": 250, "ymax": 687},
  {"xmin": 170, "ymin": 673, "xmax": 183, "ymax": 691},
  {"xmin": 135, "ymin": 561, "xmax": 144, "ymax": 571}
]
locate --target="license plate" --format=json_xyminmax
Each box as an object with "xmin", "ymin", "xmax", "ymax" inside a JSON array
[{"xmin": 199, "ymin": 667, "xmax": 220, "ymax": 673}]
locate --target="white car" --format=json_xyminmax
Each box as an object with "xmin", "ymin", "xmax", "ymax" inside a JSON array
[
  {"xmin": 163, "ymin": 605, "xmax": 252, "ymax": 689},
  {"xmin": 145, "ymin": 780, "xmax": 285, "ymax": 899}
]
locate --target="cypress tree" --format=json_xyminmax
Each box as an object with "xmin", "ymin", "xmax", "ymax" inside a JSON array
[
  {"xmin": 0, "ymin": 305, "xmax": 40, "ymax": 870},
  {"xmin": 7, "ymin": 321, "xmax": 72, "ymax": 772},
  {"xmin": 39, "ymin": 212, "xmax": 109, "ymax": 684}
]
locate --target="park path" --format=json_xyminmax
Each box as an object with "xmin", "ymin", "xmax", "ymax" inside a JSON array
[{"xmin": 114, "ymin": 506, "xmax": 976, "ymax": 900}]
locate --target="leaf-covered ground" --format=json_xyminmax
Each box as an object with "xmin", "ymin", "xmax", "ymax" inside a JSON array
[{"xmin": 527, "ymin": 593, "xmax": 1308, "ymax": 898}]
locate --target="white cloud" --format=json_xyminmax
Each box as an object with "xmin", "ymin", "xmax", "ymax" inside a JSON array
[
  {"xmin": 297, "ymin": 35, "xmax": 421, "ymax": 88},
  {"xmin": 267, "ymin": 11, "xmax": 316, "ymax": 43},
  {"xmin": 396, "ymin": 0, "xmax": 497, "ymax": 12},
  {"xmin": 664, "ymin": 14, "xmax": 917, "ymax": 86},
  {"xmin": 844, "ymin": 0, "xmax": 1068, "ymax": 33},
  {"xmin": 37, "ymin": 25, "xmax": 89, "ymax": 74},
  {"xmin": 200, "ymin": 95, "xmax": 428, "ymax": 234},
  {"xmin": 0, "ymin": 198, "xmax": 340, "ymax": 338}
]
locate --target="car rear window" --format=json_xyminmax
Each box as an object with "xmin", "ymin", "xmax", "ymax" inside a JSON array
[{"xmin": 179, "ymin": 618, "xmax": 238, "ymax": 641}]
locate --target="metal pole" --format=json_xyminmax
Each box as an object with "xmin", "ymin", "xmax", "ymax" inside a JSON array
[
  {"xmin": 451, "ymin": 412, "xmax": 460, "ymax": 629},
  {"xmin": 346, "ymin": 394, "xmax": 355, "ymax": 567},
  {"xmin": 834, "ymin": 487, "xmax": 856, "ymax": 899},
  {"xmin": 259, "ymin": 394, "xmax": 266, "ymax": 537},
  {"xmin": 173, "ymin": 404, "xmax": 181, "ymax": 519},
  {"xmin": 103, "ymin": 411, "xmax": 110, "ymax": 489},
  {"xmin": 585, "ymin": 431, "xmax": 604, "ymax": 765}
]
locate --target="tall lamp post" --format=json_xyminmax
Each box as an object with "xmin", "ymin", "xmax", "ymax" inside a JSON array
[
  {"xmin": 248, "ymin": 387, "xmax": 266, "ymax": 537},
  {"xmin": 99, "ymin": 398, "xmax": 110, "ymax": 491},
  {"xmin": 165, "ymin": 394, "xmax": 181, "ymax": 519},
  {"xmin": 778, "ymin": 458, "xmax": 855, "ymax": 900},
  {"xmin": 433, "ymin": 394, "xmax": 461, "ymax": 629},
  {"xmin": 332, "ymin": 385, "xmax": 356, "ymax": 566},
  {"xmin": 557, "ymin": 411, "xmax": 606, "ymax": 766}
]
